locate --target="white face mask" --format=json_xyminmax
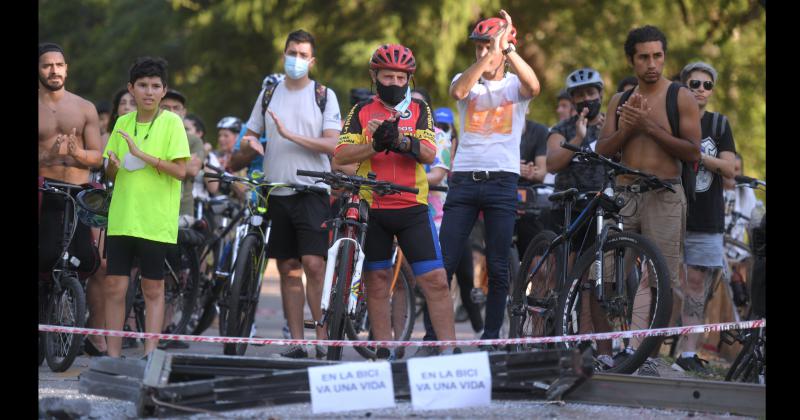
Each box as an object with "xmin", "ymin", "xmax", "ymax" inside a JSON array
[
  {"xmin": 123, "ymin": 153, "xmax": 146, "ymax": 171},
  {"xmin": 284, "ymin": 55, "xmax": 310, "ymax": 79}
]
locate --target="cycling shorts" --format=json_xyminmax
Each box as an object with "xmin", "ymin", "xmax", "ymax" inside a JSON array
[{"xmin": 363, "ymin": 204, "xmax": 443, "ymax": 276}]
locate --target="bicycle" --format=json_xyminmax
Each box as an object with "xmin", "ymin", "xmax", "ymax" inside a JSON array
[
  {"xmin": 297, "ymin": 169, "xmax": 418, "ymax": 361},
  {"xmin": 723, "ymin": 175, "xmax": 765, "ymax": 384},
  {"xmin": 201, "ymin": 169, "xmax": 326, "ymax": 355},
  {"xmin": 509, "ymin": 142, "xmax": 674, "ymax": 374},
  {"xmin": 38, "ymin": 180, "xmax": 91, "ymax": 372},
  {"xmin": 188, "ymin": 180, "xmax": 248, "ymax": 336}
]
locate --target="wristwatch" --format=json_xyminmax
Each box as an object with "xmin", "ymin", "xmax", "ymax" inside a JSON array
[{"xmin": 502, "ymin": 44, "xmax": 516, "ymax": 55}]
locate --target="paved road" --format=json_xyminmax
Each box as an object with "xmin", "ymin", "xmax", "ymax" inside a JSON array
[{"xmin": 38, "ymin": 263, "xmax": 755, "ymax": 419}]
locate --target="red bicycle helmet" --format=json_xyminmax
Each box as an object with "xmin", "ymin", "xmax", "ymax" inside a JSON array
[
  {"xmin": 369, "ymin": 44, "xmax": 416, "ymax": 74},
  {"xmin": 469, "ymin": 17, "xmax": 517, "ymax": 45}
]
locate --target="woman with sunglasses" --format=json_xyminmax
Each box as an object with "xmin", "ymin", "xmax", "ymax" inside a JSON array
[{"xmin": 674, "ymin": 61, "xmax": 738, "ymax": 373}]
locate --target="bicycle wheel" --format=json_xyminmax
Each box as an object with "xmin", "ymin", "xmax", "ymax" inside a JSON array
[
  {"xmin": 327, "ymin": 237, "xmax": 355, "ymax": 361},
  {"xmin": 556, "ymin": 231, "xmax": 672, "ymax": 374},
  {"xmin": 348, "ymin": 261, "xmax": 416, "ymax": 359},
  {"xmin": 224, "ymin": 235, "xmax": 263, "ymax": 356},
  {"xmin": 162, "ymin": 244, "xmax": 201, "ymax": 336},
  {"xmin": 726, "ymin": 329, "xmax": 765, "ymax": 383},
  {"xmin": 508, "ymin": 230, "xmax": 561, "ymax": 352},
  {"xmin": 44, "ymin": 274, "xmax": 86, "ymax": 372},
  {"xmin": 191, "ymin": 243, "xmax": 219, "ymax": 335}
]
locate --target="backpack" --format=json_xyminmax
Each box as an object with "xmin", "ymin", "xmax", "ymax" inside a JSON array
[
  {"xmin": 615, "ymin": 81, "xmax": 699, "ymax": 204},
  {"xmin": 261, "ymin": 79, "xmax": 328, "ymax": 129}
]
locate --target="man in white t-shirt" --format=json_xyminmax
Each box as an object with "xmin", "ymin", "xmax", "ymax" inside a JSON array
[
  {"xmin": 229, "ymin": 29, "xmax": 342, "ymax": 359},
  {"xmin": 442, "ymin": 10, "xmax": 540, "ymax": 347}
]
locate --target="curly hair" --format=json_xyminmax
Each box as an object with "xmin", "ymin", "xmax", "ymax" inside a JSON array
[{"xmin": 624, "ymin": 25, "xmax": 667, "ymax": 60}]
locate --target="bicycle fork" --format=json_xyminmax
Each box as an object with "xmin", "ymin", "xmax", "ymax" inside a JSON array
[{"xmin": 318, "ymin": 237, "xmax": 366, "ymax": 324}]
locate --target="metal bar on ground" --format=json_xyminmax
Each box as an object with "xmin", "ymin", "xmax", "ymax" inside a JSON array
[{"xmin": 565, "ymin": 373, "xmax": 766, "ymax": 417}]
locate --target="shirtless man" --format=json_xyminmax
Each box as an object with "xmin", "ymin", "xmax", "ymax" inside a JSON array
[
  {"xmin": 596, "ymin": 26, "xmax": 701, "ymax": 372},
  {"xmin": 38, "ymin": 43, "xmax": 106, "ymax": 354}
]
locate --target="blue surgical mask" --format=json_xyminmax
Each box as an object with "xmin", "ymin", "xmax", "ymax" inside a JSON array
[
  {"xmin": 284, "ymin": 55, "xmax": 310, "ymax": 80},
  {"xmin": 393, "ymin": 86, "xmax": 412, "ymax": 114}
]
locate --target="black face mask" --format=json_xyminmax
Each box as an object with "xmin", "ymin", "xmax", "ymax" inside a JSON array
[
  {"xmin": 575, "ymin": 98, "xmax": 602, "ymax": 121},
  {"xmin": 376, "ymin": 80, "xmax": 409, "ymax": 106}
]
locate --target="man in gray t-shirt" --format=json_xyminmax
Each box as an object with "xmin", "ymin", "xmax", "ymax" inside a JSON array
[{"xmin": 228, "ymin": 30, "xmax": 341, "ymax": 360}]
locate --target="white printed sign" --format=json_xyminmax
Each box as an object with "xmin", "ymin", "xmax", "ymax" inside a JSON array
[
  {"xmin": 308, "ymin": 361, "xmax": 395, "ymax": 414},
  {"xmin": 407, "ymin": 351, "xmax": 492, "ymax": 410}
]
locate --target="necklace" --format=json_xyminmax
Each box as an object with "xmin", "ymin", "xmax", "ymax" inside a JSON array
[{"xmin": 134, "ymin": 109, "xmax": 161, "ymax": 140}]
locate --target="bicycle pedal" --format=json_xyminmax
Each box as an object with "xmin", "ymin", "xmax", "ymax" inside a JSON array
[{"xmin": 304, "ymin": 320, "xmax": 319, "ymax": 329}]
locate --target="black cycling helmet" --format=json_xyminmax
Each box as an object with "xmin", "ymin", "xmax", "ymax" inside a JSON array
[
  {"xmin": 217, "ymin": 116, "xmax": 242, "ymax": 133},
  {"xmin": 76, "ymin": 188, "xmax": 110, "ymax": 228}
]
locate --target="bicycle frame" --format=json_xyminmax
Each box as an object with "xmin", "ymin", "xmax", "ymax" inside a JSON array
[{"xmin": 319, "ymin": 190, "xmax": 368, "ymax": 321}]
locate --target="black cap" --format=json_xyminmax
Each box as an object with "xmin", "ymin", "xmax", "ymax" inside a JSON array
[
  {"xmin": 39, "ymin": 42, "xmax": 66, "ymax": 60},
  {"xmin": 163, "ymin": 89, "xmax": 186, "ymax": 105}
]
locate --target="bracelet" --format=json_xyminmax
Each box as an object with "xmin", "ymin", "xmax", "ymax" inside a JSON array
[{"xmin": 156, "ymin": 158, "xmax": 162, "ymax": 174}]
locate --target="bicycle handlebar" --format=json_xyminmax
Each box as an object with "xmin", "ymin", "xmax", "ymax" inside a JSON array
[
  {"xmin": 203, "ymin": 171, "xmax": 326, "ymax": 195},
  {"xmin": 735, "ymin": 175, "xmax": 766, "ymax": 188},
  {"xmin": 297, "ymin": 169, "xmax": 419, "ymax": 195},
  {"xmin": 560, "ymin": 141, "xmax": 676, "ymax": 193}
]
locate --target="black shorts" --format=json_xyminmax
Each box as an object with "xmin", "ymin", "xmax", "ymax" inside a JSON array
[
  {"xmin": 106, "ymin": 235, "xmax": 170, "ymax": 280},
  {"xmin": 39, "ymin": 187, "xmax": 99, "ymax": 277},
  {"xmin": 363, "ymin": 205, "xmax": 443, "ymax": 276},
  {"xmin": 266, "ymin": 192, "xmax": 330, "ymax": 259}
]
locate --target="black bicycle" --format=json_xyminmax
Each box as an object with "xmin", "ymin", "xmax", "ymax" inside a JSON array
[
  {"xmin": 509, "ymin": 142, "xmax": 673, "ymax": 374},
  {"xmin": 724, "ymin": 175, "xmax": 765, "ymax": 384},
  {"xmin": 202, "ymin": 170, "xmax": 327, "ymax": 355},
  {"xmin": 297, "ymin": 169, "xmax": 418, "ymax": 361},
  {"xmin": 38, "ymin": 180, "xmax": 89, "ymax": 372}
]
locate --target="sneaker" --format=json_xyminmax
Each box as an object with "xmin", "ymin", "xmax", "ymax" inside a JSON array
[
  {"xmin": 280, "ymin": 345, "xmax": 308, "ymax": 359},
  {"xmin": 282, "ymin": 324, "xmax": 291, "ymax": 340},
  {"xmin": 411, "ymin": 346, "xmax": 441, "ymax": 358},
  {"xmin": 441, "ymin": 347, "xmax": 463, "ymax": 356},
  {"xmin": 636, "ymin": 358, "xmax": 661, "ymax": 377},
  {"xmin": 478, "ymin": 344, "xmax": 496, "ymax": 353},
  {"xmin": 595, "ymin": 354, "xmax": 615, "ymax": 370},
  {"xmin": 394, "ymin": 347, "xmax": 406, "ymax": 360},
  {"xmin": 375, "ymin": 347, "xmax": 397, "ymax": 361},
  {"xmin": 611, "ymin": 347, "xmax": 634, "ymax": 366},
  {"xmin": 672, "ymin": 354, "xmax": 711, "ymax": 374},
  {"xmin": 314, "ymin": 345, "xmax": 327, "ymax": 360},
  {"xmin": 157, "ymin": 340, "xmax": 190, "ymax": 350},
  {"xmin": 454, "ymin": 305, "xmax": 469, "ymax": 323}
]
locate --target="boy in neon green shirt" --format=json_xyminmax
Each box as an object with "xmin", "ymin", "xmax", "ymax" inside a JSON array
[{"xmin": 102, "ymin": 57, "xmax": 190, "ymax": 358}]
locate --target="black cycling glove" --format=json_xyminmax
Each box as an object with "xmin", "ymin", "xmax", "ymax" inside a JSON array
[{"xmin": 372, "ymin": 119, "xmax": 399, "ymax": 153}]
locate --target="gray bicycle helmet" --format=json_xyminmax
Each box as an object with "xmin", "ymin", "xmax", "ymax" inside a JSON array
[
  {"xmin": 217, "ymin": 116, "xmax": 242, "ymax": 133},
  {"xmin": 565, "ymin": 68, "xmax": 604, "ymax": 95},
  {"xmin": 262, "ymin": 73, "xmax": 285, "ymax": 90}
]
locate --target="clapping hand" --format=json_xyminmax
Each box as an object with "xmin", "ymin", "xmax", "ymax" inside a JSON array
[
  {"xmin": 65, "ymin": 127, "xmax": 83, "ymax": 158},
  {"xmin": 117, "ymin": 129, "xmax": 142, "ymax": 158}
]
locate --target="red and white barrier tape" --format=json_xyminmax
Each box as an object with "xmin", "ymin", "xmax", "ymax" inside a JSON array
[{"xmin": 39, "ymin": 319, "xmax": 764, "ymax": 348}]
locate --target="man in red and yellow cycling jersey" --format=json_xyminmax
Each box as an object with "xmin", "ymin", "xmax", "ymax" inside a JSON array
[{"xmin": 335, "ymin": 44, "xmax": 457, "ymax": 358}]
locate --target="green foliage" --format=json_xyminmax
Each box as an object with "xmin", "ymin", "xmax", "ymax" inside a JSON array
[{"xmin": 39, "ymin": 0, "xmax": 764, "ymax": 182}]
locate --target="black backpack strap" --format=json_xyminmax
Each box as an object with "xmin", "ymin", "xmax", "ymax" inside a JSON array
[
  {"xmin": 665, "ymin": 81, "xmax": 682, "ymax": 138},
  {"xmin": 261, "ymin": 80, "xmax": 281, "ymax": 132},
  {"xmin": 314, "ymin": 80, "xmax": 328, "ymax": 114},
  {"xmin": 614, "ymin": 87, "xmax": 636, "ymax": 130}
]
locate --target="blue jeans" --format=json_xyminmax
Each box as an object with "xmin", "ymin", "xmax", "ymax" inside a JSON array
[{"xmin": 424, "ymin": 171, "xmax": 517, "ymax": 340}]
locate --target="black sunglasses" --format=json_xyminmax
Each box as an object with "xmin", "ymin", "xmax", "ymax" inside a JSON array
[{"xmin": 688, "ymin": 80, "xmax": 714, "ymax": 90}]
